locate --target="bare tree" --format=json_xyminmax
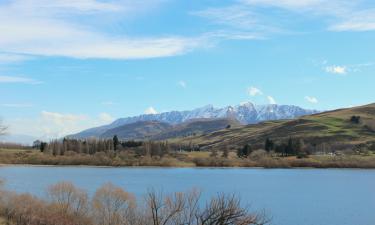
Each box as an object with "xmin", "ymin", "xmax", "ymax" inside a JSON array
[
  {"xmin": 146, "ymin": 190, "xmax": 188, "ymax": 225},
  {"xmin": 144, "ymin": 190, "xmax": 267, "ymax": 225},
  {"xmin": 48, "ymin": 181, "xmax": 89, "ymax": 218},
  {"xmin": 198, "ymin": 194, "xmax": 268, "ymax": 225},
  {"xmin": 92, "ymin": 183, "xmax": 136, "ymax": 225}
]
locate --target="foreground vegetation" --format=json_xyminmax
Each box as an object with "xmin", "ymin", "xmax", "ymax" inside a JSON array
[
  {"xmin": 0, "ymin": 180, "xmax": 267, "ymax": 225},
  {"xmin": 2, "ymin": 147, "xmax": 375, "ymax": 168}
]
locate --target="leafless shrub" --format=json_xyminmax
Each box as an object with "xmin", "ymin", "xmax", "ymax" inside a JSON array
[
  {"xmin": 249, "ymin": 150, "xmax": 268, "ymax": 161},
  {"xmin": 0, "ymin": 182, "xmax": 269, "ymax": 225},
  {"xmin": 143, "ymin": 189, "xmax": 267, "ymax": 225},
  {"xmin": 48, "ymin": 182, "xmax": 89, "ymax": 217},
  {"xmin": 92, "ymin": 183, "xmax": 136, "ymax": 225},
  {"xmin": 198, "ymin": 194, "xmax": 268, "ymax": 225}
]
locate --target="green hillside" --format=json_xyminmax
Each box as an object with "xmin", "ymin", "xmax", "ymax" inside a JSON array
[
  {"xmin": 153, "ymin": 118, "xmax": 241, "ymax": 140},
  {"xmin": 175, "ymin": 103, "xmax": 375, "ymax": 151}
]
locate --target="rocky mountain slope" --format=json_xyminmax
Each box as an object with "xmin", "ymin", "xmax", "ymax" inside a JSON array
[{"xmin": 70, "ymin": 102, "xmax": 318, "ymax": 139}]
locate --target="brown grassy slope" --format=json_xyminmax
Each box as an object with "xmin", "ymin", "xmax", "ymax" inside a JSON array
[
  {"xmin": 152, "ymin": 118, "xmax": 241, "ymax": 140},
  {"xmin": 173, "ymin": 103, "xmax": 375, "ymax": 150}
]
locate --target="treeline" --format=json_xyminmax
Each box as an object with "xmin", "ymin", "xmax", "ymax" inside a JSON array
[
  {"xmin": 34, "ymin": 136, "xmax": 200, "ymax": 158},
  {"xmin": 237, "ymin": 137, "xmax": 311, "ymax": 159},
  {"xmin": 0, "ymin": 181, "xmax": 268, "ymax": 225}
]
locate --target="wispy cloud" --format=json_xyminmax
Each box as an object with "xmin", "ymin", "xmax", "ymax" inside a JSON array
[
  {"xmin": 323, "ymin": 62, "xmax": 374, "ymax": 75},
  {"xmin": 247, "ymin": 86, "xmax": 263, "ymax": 96},
  {"xmin": 1, "ymin": 103, "xmax": 33, "ymax": 108},
  {"xmin": 192, "ymin": 5, "xmax": 281, "ymax": 40},
  {"xmin": 0, "ymin": 0, "xmax": 206, "ymax": 60},
  {"xmin": 305, "ymin": 96, "xmax": 319, "ymax": 104},
  {"xmin": 6, "ymin": 110, "xmax": 116, "ymax": 138},
  {"xmin": 329, "ymin": 9, "xmax": 375, "ymax": 31},
  {"xmin": 243, "ymin": 0, "xmax": 375, "ymax": 32},
  {"xmin": 195, "ymin": 0, "xmax": 375, "ymax": 35},
  {"xmin": 0, "ymin": 75, "xmax": 42, "ymax": 84},
  {"xmin": 0, "ymin": 53, "xmax": 32, "ymax": 64}
]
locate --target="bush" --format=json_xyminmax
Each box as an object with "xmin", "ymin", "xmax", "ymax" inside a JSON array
[
  {"xmin": 0, "ymin": 182, "xmax": 269, "ymax": 225},
  {"xmin": 249, "ymin": 150, "xmax": 269, "ymax": 161}
]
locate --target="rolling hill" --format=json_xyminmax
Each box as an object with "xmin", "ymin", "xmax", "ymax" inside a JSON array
[
  {"xmin": 99, "ymin": 118, "xmax": 241, "ymax": 141},
  {"xmin": 152, "ymin": 118, "xmax": 241, "ymax": 140},
  {"xmin": 174, "ymin": 103, "xmax": 375, "ymax": 151},
  {"xmin": 100, "ymin": 121, "xmax": 173, "ymax": 140}
]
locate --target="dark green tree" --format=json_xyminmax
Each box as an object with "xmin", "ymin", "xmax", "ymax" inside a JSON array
[
  {"xmin": 237, "ymin": 144, "xmax": 252, "ymax": 158},
  {"xmin": 113, "ymin": 135, "xmax": 119, "ymax": 151},
  {"xmin": 285, "ymin": 137, "xmax": 295, "ymax": 156},
  {"xmin": 265, "ymin": 138, "xmax": 274, "ymax": 152},
  {"xmin": 40, "ymin": 142, "xmax": 47, "ymax": 153}
]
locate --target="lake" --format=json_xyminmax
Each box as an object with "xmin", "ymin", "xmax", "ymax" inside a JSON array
[{"xmin": 0, "ymin": 166, "xmax": 374, "ymax": 225}]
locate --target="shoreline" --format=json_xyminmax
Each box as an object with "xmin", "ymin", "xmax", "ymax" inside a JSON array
[{"xmin": 1, "ymin": 163, "xmax": 375, "ymax": 170}]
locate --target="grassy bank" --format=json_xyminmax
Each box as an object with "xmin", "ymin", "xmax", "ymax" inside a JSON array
[{"xmin": 2, "ymin": 148, "xmax": 375, "ymax": 168}]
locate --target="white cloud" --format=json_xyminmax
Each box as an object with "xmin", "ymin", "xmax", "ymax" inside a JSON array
[
  {"xmin": 29, "ymin": 0, "xmax": 123, "ymax": 12},
  {"xmin": 41, "ymin": 111, "xmax": 87, "ymax": 126},
  {"xmin": 193, "ymin": 5, "xmax": 258, "ymax": 30},
  {"xmin": 242, "ymin": 0, "xmax": 326, "ymax": 11},
  {"xmin": 267, "ymin": 96, "xmax": 276, "ymax": 104},
  {"xmin": 6, "ymin": 110, "xmax": 117, "ymax": 139},
  {"xmin": 0, "ymin": 0, "xmax": 205, "ymax": 60},
  {"xmin": 0, "ymin": 75, "xmax": 41, "ymax": 84},
  {"xmin": 247, "ymin": 86, "xmax": 263, "ymax": 96},
  {"xmin": 144, "ymin": 107, "xmax": 158, "ymax": 115},
  {"xmin": 329, "ymin": 9, "xmax": 375, "ymax": 31},
  {"xmin": 39, "ymin": 111, "xmax": 88, "ymax": 138},
  {"xmin": 98, "ymin": 113, "xmax": 114, "ymax": 123},
  {"xmin": 0, "ymin": 53, "xmax": 31, "ymax": 64},
  {"xmin": 1, "ymin": 103, "xmax": 33, "ymax": 108},
  {"xmin": 192, "ymin": 5, "xmax": 279, "ymax": 40},
  {"xmin": 178, "ymin": 80, "xmax": 187, "ymax": 88},
  {"xmin": 305, "ymin": 96, "xmax": 319, "ymax": 104},
  {"xmin": 198, "ymin": 0, "xmax": 375, "ymax": 33},
  {"xmin": 325, "ymin": 65, "xmax": 347, "ymax": 75}
]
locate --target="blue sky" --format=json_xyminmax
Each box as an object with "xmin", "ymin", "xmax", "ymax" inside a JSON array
[{"xmin": 0, "ymin": 0, "xmax": 375, "ymax": 138}]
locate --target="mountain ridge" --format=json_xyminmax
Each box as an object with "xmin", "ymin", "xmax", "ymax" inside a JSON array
[{"xmin": 69, "ymin": 102, "xmax": 319, "ymax": 139}]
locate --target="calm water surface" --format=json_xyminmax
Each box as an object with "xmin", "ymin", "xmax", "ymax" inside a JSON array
[{"xmin": 0, "ymin": 166, "xmax": 374, "ymax": 225}]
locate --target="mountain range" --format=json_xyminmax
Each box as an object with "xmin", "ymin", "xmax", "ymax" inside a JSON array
[{"xmin": 70, "ymin": 102, "xmax": 319, "ymax": 140}]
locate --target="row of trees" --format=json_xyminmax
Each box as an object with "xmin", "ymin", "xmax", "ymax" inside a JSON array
[
  {"xmin": 0, "ymin": 181, "xmax": 268, "ymax": 225},
  {"xmin": 237, "ymin": 137, "xmax": 310, "ymax": 158},
  {"xmin": 35, "ymin": 137, "xmax": 181, "ymax": 158}
]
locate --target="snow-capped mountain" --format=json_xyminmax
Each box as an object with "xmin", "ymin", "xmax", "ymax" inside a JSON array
[{"xmin": 70, "ymin": 102, "xmax": 319, "ymax": 138}]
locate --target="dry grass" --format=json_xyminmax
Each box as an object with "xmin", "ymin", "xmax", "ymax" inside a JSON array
[
  {"xmin": 0, "ymin": 217, "xmax": 6, "ymax": 225},
  {"xmin": 2, "ymin": 148, "xmax": 375, "ymax": 168}
]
